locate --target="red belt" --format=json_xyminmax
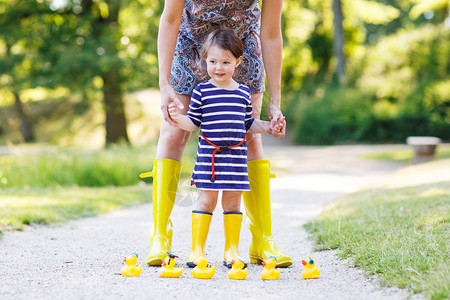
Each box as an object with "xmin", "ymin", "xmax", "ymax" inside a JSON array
[{"xmin": 200, "ymin": 132, "xmax": 246, "ymax": 182}]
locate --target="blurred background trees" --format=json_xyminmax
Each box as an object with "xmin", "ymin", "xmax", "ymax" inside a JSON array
[{"xmin": 0, "ymin": 0, "xmax": 449, "ymax": 146}]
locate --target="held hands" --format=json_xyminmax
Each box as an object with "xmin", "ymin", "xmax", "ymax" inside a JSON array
[
  {"xmin": 268, "ymin": 102, "xmax": 286, "ymax": 138},
  {"xmin": 267, "ymin": 116, "xmax": 286, "ymax": 137},
  {"xmin": 161, "ymin": 85, "xmax": 184, "ymax": 127},
  {"xmin": 168, "ymin": 101, "xmax": 198, "ymax": 131},
  {"xmin": 168, "ymin": 102, "xmax": 180, "ymax": 127}
]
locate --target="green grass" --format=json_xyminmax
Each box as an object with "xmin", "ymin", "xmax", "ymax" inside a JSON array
[
  {"xmin": 0, "ymin": 143, "xmax": 196, "ymax": 188},
  {"xmin": 362, "ymin": 145, "xmax": 450, "ymax": 163},
  {"xmin": 305, "ymin": 159, "xmax": 450, "ymax": 299},
  {"xmin": 0, "ymin": 185, "xmax": 152, "ymax": 236},
  {"xmin": 0, "ymin": 140, "xmax": 198, "ymax": 237}
]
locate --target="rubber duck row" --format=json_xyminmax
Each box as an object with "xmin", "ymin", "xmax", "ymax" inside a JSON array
[{"xmin": 122, "ymin": 253, "xmax": 320, "ymax": 280}]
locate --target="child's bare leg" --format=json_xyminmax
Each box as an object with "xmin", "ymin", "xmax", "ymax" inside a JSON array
[
  {"xmin": 195, "ymin": 190, "xmax": 219, "ymax": 213},
  {"xmin": 221, "ymin": 191, "xmax": 242, "ymax": 212},
  {"xmin": 222, "ymin": 191, "xmax": 244, "ymax": 267}
]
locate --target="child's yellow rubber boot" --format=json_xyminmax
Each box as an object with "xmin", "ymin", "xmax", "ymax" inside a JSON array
[
  {"xmin": 223, "ymin": 212, "xmax": 245, "ymax": 268},
  {"xmin": 142, "ymin": 159, "xmax": 181, "ymax": 266},
  {"xmin": 242, "ymin": 160, "xmax": 292, "ymax": 267},
  {"xmin": 187, "ymin": 211, "xmax": 212, "ymax": 267}
]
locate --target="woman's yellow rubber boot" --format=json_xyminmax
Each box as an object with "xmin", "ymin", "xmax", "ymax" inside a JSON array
[
  {"xmin": 143, "ymin": 159, "xmax": 181, "ymax": 266},
  {"xmin": 223, "ymin": 212, "xmax": 246, "ymax": 268},
  {"xmin": 242, "ymin": 160, "xmax": 292, "ymax": 267},
  {"xmin": 187, "ymin": 211, "xmax": 213, "ymax": 267}
]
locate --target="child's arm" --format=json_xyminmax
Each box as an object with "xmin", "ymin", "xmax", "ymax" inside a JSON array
[
  {"xmin": 249, "ymin": 117, "xmax": 286, "ymax": 135},
  {"xmin": 249, "ymin": 119, "xmax": 270, "ymax": 134},
  {"xmin": 168, "ymin": 102, "xmax": 199, "ymax": 131}
]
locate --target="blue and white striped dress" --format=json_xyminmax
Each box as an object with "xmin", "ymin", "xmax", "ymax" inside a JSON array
[{"xmin": 187, "ymin": 81, "xmax": 255, "ymax": 191}]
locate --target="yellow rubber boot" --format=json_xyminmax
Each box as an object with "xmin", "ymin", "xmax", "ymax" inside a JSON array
[
  {"xmin": 223, "ymin": 212, "xmax": 245, "ymax": 268},
  {"xmin": 187, "ymin": 211, "xmax": 213, "ymax": 267},
  {"xmin": 143, "ymin": 159, "xmax": 181, "ymax": 266},
  {"xmin": 242, "ymin": 160, "xmax": 292, "ymax": 267}
]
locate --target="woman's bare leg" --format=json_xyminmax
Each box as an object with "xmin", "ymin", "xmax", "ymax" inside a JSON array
[
  {"xmin": 242, "ymin": 92, "xmax": 292, "ymax": 267},
  {"xmin": 147, "ymin": 93, "xmax": 193, "ymax": 266},
  {"xmin": 247, "ymin": 93, "xmax": 265, "ymax": 160}
]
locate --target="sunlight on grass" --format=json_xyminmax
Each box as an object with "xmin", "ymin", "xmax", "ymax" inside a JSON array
[
  {"xmin": 362, "ymin": 145, "xmax": 450, "ymax": 163},
  {"xmin": 0, "ymin": 143, "xmax": 196, "ymax": 188},
  {"xmin": 305, "ymin": 159, "xmax": 450, "ymax": 299},
  {"xmin": 0, "ymin": 185, "xmax": 152, "ymax": 233},
  {"xmin": 0, "ymin": 142, "xmax": 199, "ymax": 238}
]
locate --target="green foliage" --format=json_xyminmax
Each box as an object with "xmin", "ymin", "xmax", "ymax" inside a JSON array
[
  {"xmin": 349, "ymin": 0, "xmax": 400, "ymax": 25},
  {"xmin": 289, "ymin": 24, "xmax": 450, "ymax": 144},
  {"xmin": 2, "ymin": 0, "xmax": 449, "ymax": 146},
  {"xmin": 0, "ymin": 1, "xmax": 51, "ymax": 93},
  {"xmin": 291, "ymin": 85, "xmax": 373, "ymax": 144},
  {"xmin": 0, "ymin": 0, "xmax": 164, "ymax": 145},
  {"xmin": 305, "ymin": 159, "xmax": 450, "ymax": 298},
  {"xmin": 409, "ymin": 0, "xmax": 449, "ymax": 20}
]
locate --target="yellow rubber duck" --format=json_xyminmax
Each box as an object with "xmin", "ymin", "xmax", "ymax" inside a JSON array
[
  {"xmin": 302, "ymin": 257, "xmax": 320, "ymax": 279},
  {"xmin": 159, "ymin": 252, "xmax": 183, "ymax": 278},
  {"xmin": 261, "ymin": 256, "xmax": 280, "ymax": 280},
  {"xmin": 192, "ymin": 257, "xmax": 215, "ymax": 279},
  {"xmin": 228, "ymin": 258, "xmax": 248, "ymax": 280},
  {"xmin": 121, "ymin": 253, "xmax": 142, "ymax": 277}
]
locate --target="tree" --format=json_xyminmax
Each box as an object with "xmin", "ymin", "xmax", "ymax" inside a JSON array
[
  {"xmin": 1, "ymin": 0, "xmax": 164, "ymax": 146},
  {"xmin": 0, "ymin": 0, "xmax": 53, "ymax": 142},
  {"xmin": 45, "ymin": 0, "xmax": 163, "ymax": 145},
  {"xmin": 76, "ymin": 0, "xmax": 129, "ymax": 145},
  {"xmin": 332, "ymin": 0, "xmax": 345, "ymax": 82}
]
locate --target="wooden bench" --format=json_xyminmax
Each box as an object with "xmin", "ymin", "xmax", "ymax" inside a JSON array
[{"xmin": 406, "ymin": 136, "xmax": 441, "ymax": 164}]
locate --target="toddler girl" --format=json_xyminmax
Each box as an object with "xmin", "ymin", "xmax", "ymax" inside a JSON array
[{"xmin": 168, "ymin": 28, "xmax": 285, "ymax": 268}]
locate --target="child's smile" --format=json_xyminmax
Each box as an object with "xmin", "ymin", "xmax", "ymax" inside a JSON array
[{"xmin": 206, "ymin": 45, "xmax": 242, "ymax": 89}]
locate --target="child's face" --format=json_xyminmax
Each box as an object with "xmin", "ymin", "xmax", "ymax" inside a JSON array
[{"xmin": 206, "ymin": 45, "xmax": 242, "ymax": 87}]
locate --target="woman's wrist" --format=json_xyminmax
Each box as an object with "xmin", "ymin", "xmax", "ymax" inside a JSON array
[
  {"xmin": 269, "ymin": 98, "xmax": 281, "ymax": 106},
  {"xmin": 159, "ymin": 81, "xmax": 171, "ymax": 90},
  {"xmin": 268, "ymin": 100, "xmax": 281, "ymax": 110}
]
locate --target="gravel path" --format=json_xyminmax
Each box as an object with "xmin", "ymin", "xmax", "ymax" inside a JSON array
[{"xmin": 0, "ymin": 140, "xmax": 424, "ymax": 300}]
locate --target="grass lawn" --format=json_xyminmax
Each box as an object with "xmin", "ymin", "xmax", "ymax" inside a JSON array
[
  {"xmin": 305, "ymin": 159, "xmax": 450, "ymax": 299},
  {"xmin": 362, "ymin": 144, "xmax": 450, "ymax": 163},
  {"xmin": 0, "ymin": 141, "xmax": 198, "ymax": 238},
  {"xmin": 0, "ymin": 185, "xmax": 151, "ymax": 234}
]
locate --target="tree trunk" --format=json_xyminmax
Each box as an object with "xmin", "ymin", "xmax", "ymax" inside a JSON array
[
  {"xmin": 103, "ymin": 70, "xmax": 129, "ymax": 145},
  {"xmin": 332, "ymin": 0, "xmax": 346, "ymax": 82},
  {"xmin": 13, "ymin": 92, "xmax": 35, "ymax": 143},
  {"xmin": 99, "ymin": 0, "xmax": 129, "ymax": 145}
]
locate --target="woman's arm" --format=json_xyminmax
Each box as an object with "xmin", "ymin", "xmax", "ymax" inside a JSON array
[
  {"xmin": 158, "ymin": 0, "xmax": 185, "ymax": 126},
  {"xmin": 260, "ymin": 0, "xmax": 285, "ymax": 137}
]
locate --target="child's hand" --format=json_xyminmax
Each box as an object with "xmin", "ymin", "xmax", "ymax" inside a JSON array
[
  {"xmin": 168, "ymin": 102, "xmax": 179, "ymax": 126},
  {"xmin": 268, "ymin": 116, "xmax": 286, "ymax": 138}
]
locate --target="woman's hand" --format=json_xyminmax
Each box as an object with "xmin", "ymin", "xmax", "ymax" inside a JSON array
[
  {"xmin": 160, "ymin": 85, "xmax": 184, "ymax": 127},
  {"xmin": 268, "ymin": 102, "xmax": 286, "ymax": 138}
]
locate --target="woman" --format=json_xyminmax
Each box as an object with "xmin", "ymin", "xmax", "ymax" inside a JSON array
[{"xmin": 146, "ymin": 0, "xmax": 292, "ymax": 267}]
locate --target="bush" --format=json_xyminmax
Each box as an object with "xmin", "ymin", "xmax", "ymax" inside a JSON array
[
  {"xmin": 288, "ymin": 24, "xmax": 450, "ymax": 145},
  {"xmin": 291, "ymin": 86, "xmax": 373, "ymax": 144}
]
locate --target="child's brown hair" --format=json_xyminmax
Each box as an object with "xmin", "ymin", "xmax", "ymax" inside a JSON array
[{"xmin": 200, "ymin": 28, "xmax": 244, "ymax": 67}]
